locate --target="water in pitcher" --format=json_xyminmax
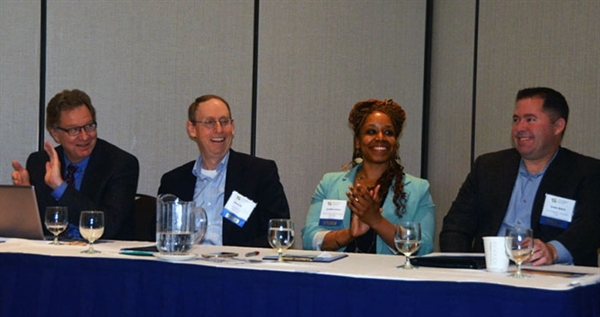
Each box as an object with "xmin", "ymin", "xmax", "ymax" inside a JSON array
[
  {"xmin": 156, "ymin": 194, "xmax": 207, "ymax": 255},
  {"xmin": 157, "ymin": 231, "xmax": 194, "ymax": 254}
]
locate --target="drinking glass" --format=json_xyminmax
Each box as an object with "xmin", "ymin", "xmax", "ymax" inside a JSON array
[
  {"xmin": 45, "ymin": 206, "xmax": 68, "ymax": 245},
  {"xmin": 79, "ymin": 211, "xmax": 105, "ymax": 254},
  {"xmin": 268, "ymin": 219, "xmax": 295, "ymax": 262},
  {"xmin": 394, "ymin": 222, "xmax": 421, "ymax": 269},
  {"xmin": 505, "ymin": 227, "xmax": 534, "ymax": 278}
]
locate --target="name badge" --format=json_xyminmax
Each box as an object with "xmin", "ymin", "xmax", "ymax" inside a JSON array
[
  {"xmin": 318, "ymin": 199, "xmax": 346, "ymax": 226},
  {"xmin": 540, "ymin": 194, "xmax": 575, "ymax": 229},
  {"xmin": 222, "ymin": 190, "xmax": 256, "ymax": 227}
]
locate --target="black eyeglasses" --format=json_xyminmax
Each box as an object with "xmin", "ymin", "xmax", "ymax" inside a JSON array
[
  {"xmin": 191, "ymin": 118, "xmax": 233, "ymax": 129},
  {"xmin": 55, "ymin": 122, "xmax": 97, "ymax": 136}
]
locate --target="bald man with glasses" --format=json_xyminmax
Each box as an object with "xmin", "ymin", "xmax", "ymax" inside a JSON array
[{"xmin": 11, "ymin": 89, "xmax": 139, "ymax": 240}]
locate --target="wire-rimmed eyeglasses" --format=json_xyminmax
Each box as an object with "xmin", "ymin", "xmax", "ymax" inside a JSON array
[
  {"xmin": 55, "ymin": 122, "xmax": 97, "ymax": 136},
  {"xmin": 191, "ymin": 118, "xmax": 233, "ymax": 129}
]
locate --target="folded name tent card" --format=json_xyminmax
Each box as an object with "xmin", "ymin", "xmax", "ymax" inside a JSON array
[{"xmin": 263, "ymin": 252, "xmax": 348, "ymax": 263}]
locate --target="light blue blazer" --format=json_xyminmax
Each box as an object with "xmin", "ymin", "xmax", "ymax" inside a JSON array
[{"xmin": 302, "ymin": 164, "xmax": 435, "ymax": 255}]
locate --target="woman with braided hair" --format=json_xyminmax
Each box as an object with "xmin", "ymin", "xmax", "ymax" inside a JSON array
[{"xmin": 302, "ymin": 98, "xmax": 435, "ymax": 255}]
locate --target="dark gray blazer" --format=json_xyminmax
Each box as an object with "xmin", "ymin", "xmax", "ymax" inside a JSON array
[
  {"xmin": 158, "ymin": 149, "xmax": 290, "ymax": 248},
  {"xmin": 440, "ymin": 147, "xmax": 600, "ymax": 266},
  {"xmin": 26, "ymin": 139, "xmax": 139, "ymax": 240}
]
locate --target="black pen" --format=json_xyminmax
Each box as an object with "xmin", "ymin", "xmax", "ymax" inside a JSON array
[{"xmin": 245, "ymin": 251, "xmax": 260, "ymax": 257}]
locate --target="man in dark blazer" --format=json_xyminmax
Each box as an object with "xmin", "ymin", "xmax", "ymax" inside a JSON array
[
  {"xmin": 12, "ymin": 89, "xmax": 139, "ymax": 240},
  {"xmin": 158, "ymin": 95, "xmax": 290, "ymax": 248},
  {"xmin": 440, "ymin": 87, "xmax": 600, "ymax": 267}
]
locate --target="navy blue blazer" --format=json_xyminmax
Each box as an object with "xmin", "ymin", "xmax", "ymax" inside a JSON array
[
  {"xmin": 440, "ymin": 147, "xmax": 600, "ymax": 266},
  {"xmin": 158, "ymin": 149, "xmax": 290, "ymax": 248},
  {"xmin": 26, "ymin": 139, "xmax": 139, "ymax": 240}
]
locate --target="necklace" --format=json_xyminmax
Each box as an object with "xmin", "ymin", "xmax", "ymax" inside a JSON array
[
  {"xmin": 355, "ymin": 169, "xmax": 377, "ymax": 191},
  {"xmin": 355, "ymin": 168, "xmax": 377, "ymax": 190}
]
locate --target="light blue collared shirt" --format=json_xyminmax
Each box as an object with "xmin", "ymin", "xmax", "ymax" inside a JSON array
[
  {"xmin": 192, "ymin": 152, "xmax": 229, "ymax": 246},
  {"xmin": 498, "ymin": 152, "xmax": 573, "ymax": 264}
]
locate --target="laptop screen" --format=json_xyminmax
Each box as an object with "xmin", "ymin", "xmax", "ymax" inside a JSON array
[{"xmin": 0, "ymin": 185, "xmax": 45, "ymax": 240}]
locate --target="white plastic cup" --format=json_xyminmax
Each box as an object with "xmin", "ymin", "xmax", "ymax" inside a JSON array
[{"xmin": 483, "ymin": 236, "xmax": 510, "ymax": 273}]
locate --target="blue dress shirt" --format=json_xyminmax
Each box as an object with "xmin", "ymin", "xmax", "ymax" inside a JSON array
[{"xmin": 498, "ymin": 153, "xmax": 573, "ymax": 264}]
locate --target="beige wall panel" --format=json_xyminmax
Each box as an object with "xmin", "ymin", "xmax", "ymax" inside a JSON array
[
  {"xmin": 476, "ymin": 0, "xmax": 600, "ymax": 160},
  {"xmin": 44, "ymin": 0, "xmax": 254, "ymax": 196},
  {"xmin": 256, "ymin": 1, "xmax": 427, "ymax": 248},
  {"xmin": 428, "ymin": 0, "xmax": 477, "ymax": 251},
  {"xmin": 0, "ymin": 1, "xmax": 40, "ymax": 185}
]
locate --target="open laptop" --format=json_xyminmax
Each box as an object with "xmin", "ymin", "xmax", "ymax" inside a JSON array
[{"xmin": 0, "ymin": 185, "xmax": 45, "ymax": 240}]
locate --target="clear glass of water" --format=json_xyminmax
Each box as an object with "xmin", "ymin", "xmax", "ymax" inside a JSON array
[
  {"xmin": 505, "ymin": 227, "xmax": 534, "ymax": 278},
  {"xmin": 394, "ymin": 222, "xmax": 421, "ymax": 269},
  {"xmin": 45, "ymin": 206, "xmax": 68, "ymax": 245},
  {"xmin": 268, "ymin": 219, "xmax": 295, "ymax": 262},
  {"xmin": 79, "ymin": 211, "xmax": 104, "ymax": 254}
]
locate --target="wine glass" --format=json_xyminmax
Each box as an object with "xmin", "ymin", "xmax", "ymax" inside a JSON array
[
  {"xmin": 79, "ymin": 211, "xmax": 105, "ymax": 254},
  {"xmin": 394, "ymin": 222, "xmax": 421, "ymax": 269},
  {"xmin": 505, "ymin": 227, "xmax": 534, "ymax": 278},
  {"xmin": 45, "ymin": 206, "xmax": 68, "ymax": 245},
  {"xmin": 268, "ymin": 219, "xmax": 295, "ymax": 262}
]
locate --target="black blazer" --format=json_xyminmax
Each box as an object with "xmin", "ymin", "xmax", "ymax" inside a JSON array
[
  {"xmin": 440, "ymin": 147, "xmax": 600, "ymax": 266},
  {"xmin": 26, "ymin": 139, "xmax": 139, "ymax": 240},
  {"xmin": 158, "ymin": 149, "xmax": 290, "ymax": 248}
]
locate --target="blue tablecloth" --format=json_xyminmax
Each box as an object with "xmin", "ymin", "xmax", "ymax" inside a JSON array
[{"xmin": 1, "ymin": 253, "xmax": 599, "ymax": 317}]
